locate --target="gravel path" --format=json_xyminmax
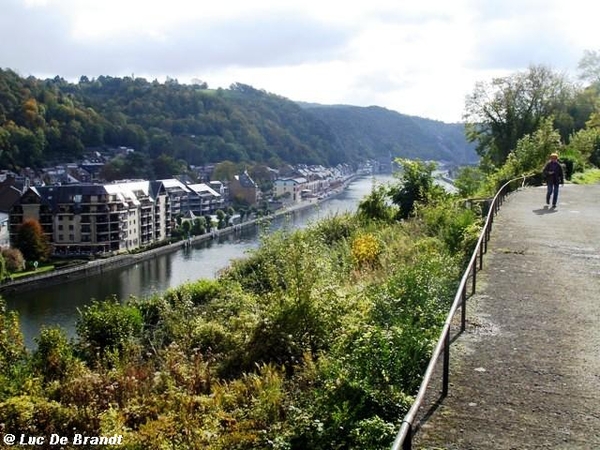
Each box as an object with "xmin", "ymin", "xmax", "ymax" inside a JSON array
[{"xmin": 413, "ymin": 183, "xmax": 600, "ymax": 450}]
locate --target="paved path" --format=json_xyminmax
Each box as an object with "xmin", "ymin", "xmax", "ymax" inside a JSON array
[{"xmin": 413, "ymin": 183, "xmax": 600, "ymax": 450}]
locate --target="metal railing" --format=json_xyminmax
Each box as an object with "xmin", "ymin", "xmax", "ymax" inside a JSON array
[{"xmin": 391, "ymin": 174, "xmax": 535, "ymax": 450}]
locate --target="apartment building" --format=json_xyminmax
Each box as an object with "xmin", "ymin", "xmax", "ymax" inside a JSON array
[
  {"xmin": 9, "ymin": 181, "xmax": 170, "ymax": 255},
  {"xmin": 187, "ymin": 183, "xmax": 224, "ymax": 216},
  {"xmin": 159, "ymin": 178, "xmax": 192, "ymax": 217}
]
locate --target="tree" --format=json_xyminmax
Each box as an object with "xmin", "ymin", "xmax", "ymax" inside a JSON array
[
  {"xmin": 216, "ymin": 209, "xmax": 226, "ymax": 229},
  {"xmin": 15, "ymin": 219, "xmax": 51, "ymax": 263},
  {"xmin": 464, "ymin": 65, "xmax": 573, "ymax": 168},
  {"xmin": 1, "ymin": 248, "xmax": 25, "ymax": 272},
  {"xmin": 212, "ymin": 160, "xmax": 239, "ymax": 182},
  {"xmin": 152, "ymin": 153, "xmax": 186, "ymax": 179},
  {"xmin": 192, "ymin": 217, "xmax": 206, "ymax": 235},
  {"xmin": 204, "ymin": 215, "xmax": 213, "ymax": 232},
  {"xmin": 454, "ymin": 166, "xmax": 486, "ymax": 198},
  {"xmin": 357, "ymin": 184, "xmax": 395, "ymax": 223},
  {"xmin": 513, "ymin": 117, "xmax": 563, "ymax": 174},
  {"xmin": 578, "ymin": 49, "xmax": 600, "ymax": 85},
  {"xmin": 567, "ymin": 114, "xmax": 600, "ymax": 168},
  {"xmin": 389, "ymin": 159, "xmax": 442, "ymax": 220}
]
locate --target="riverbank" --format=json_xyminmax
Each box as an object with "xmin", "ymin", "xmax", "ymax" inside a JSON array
[{"xmin": 0, "ymin": 175, "xmax": 361, "ymax": 295}]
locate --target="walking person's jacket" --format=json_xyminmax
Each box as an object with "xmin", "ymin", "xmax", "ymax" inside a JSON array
[{"xmin": 543, "ymin": 160, "xmax": 564, "ymax": 185}]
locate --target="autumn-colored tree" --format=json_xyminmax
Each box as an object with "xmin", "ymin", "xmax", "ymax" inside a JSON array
[
  {"xmin": 1, "ymin": 248, "xmax": 25, "ymax": 272},
  {"xmin": 15, "ymin": 219, "xmax": 51, "ymax": 263}
]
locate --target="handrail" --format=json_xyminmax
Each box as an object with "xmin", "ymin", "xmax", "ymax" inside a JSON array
[{"xmin": 391, "ymin": 174, "xmax": 535, "ymax": 450}]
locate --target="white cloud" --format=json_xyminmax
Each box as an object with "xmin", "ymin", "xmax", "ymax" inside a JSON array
[{"xmin": 1, "ymin": 0, "xmax": 599, "ymax": 122}]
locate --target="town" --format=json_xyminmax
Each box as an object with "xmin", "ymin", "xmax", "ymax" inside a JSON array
[{"xmin": 0, "ymin": 147, "xmax": 362, "ymax": 257}]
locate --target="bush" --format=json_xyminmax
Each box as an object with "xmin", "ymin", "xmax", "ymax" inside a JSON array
[
  {"xmin": 163, "ymin": 279, "xmax": 224, "ymax": 306},
  {"xmin": 0, "ymin": 395, "xmax": 79, "ymax": 437},
  {"xmin": 32, "ymin": 327, "xmax": 76, "ymax": 382},
  {"xmin": 76, "ymin": 298, "xmax": 143, "ymax": 363}
]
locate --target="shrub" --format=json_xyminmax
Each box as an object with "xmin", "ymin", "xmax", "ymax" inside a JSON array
[
  {"xmin": 32, "ymin": 326, "xmax": 76, "ymax": 383},
  {"xmin": 76, "ymin": 297, "xmax": 143, "ymax": 363},
  {"xmin": 351, "ymin": 232, "xmax": 382, "ymax": 270},
  {"xmin": 164, "ymin": 279, "xmax": 224, "ymax": 306},
  {"xmin": 0, "ymin": 395, "xmax": 79, "ymax": 437},
  {"xmin": 0, "ymin": 299, "xmax": 28, "ymax": 398},
  {"xmin": 311, "ymin": 213, "xmax": 358, "ymax": 245}
]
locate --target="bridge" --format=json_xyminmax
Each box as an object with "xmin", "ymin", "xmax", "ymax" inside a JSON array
[{"xmin": 397, "ymin": 182, "xmax": 600, "ymax": 449}]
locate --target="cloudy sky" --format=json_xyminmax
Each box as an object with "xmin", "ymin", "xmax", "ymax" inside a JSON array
[{"xmin": 1, "ymin": 0, "xmax": 599, "ymax": 123}]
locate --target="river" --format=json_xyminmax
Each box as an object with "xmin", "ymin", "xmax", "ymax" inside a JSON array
[{"xmin": 5, "ymin": 175, "xmax": 397, "ymax": 347}]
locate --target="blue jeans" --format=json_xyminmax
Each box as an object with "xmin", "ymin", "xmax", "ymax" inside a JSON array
[{"xmin": 546, "ymin": 183, "xmax": 560, "ymax": 206}]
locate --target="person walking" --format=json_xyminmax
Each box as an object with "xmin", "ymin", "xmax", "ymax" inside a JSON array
[{"xmin": 543, "ymin": 153, "xmax": 564, "ymax": 208}]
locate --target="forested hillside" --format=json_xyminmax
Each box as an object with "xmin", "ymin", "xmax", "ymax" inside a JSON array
[
  {"xmin": 301, "ymin": 104, "xmax": 477, "ymax": 164},
  {"xmin": 0, "ymin": 68, "xmax": 475, "ymax": 172}
]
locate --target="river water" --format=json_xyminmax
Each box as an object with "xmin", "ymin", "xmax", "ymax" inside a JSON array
[{"xmin": 5, "ymin": 175, "xmax": 398, "ymax": 347}]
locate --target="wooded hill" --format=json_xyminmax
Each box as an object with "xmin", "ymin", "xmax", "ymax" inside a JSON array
[
  {"xmin": 301, "ymin": 103, "xmax": 477, "ymax": 164},
  {"xmin": 0, "ymin": 68, "xmax": 476, "ymax": 172}
]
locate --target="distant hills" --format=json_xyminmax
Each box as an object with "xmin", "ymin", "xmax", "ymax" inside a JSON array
[
  {"xmin": 300, "ymin": 103, "xmax": 477, "ymax": 164},
  {"xmin": 0, "ymin": 69, "xmax": 477, "ymax": 173}
]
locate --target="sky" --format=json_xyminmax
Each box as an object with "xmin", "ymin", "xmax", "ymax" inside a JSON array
[{"xmin": 1, "ymin": 0, "xmax": 599, "ymax": 123}]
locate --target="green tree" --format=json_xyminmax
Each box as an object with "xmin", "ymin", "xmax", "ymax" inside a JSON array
[
  {"xmin": 212, "ymin": 160, "xmax": 239, "ymax": 181},
  {"xmin": 513, "ymin": 116, "xmax": 563, "ymax": 174},
  {"xmin": 15, "ymin": 219, "xmax": 51, "ymax": 263},
  {"xmin": 570, "ymin": 112, "xmax": 600, "ymax": 168},
  {"xmin": 216, "ymin": 209, "xmax": 226, "ymax": 229},
  {"xmin": 204, "ymin": 215, "xmax": 213, "ymax": 232},
  {"xmin": 181, "ymin": 220, "xmax": 191, "ymax": 236},
  {"xmin": 357, "ymin": 183, "xmax": 395, "ymax": 222},
  {"xmin": 454, "ymin": 166, "xmax": 485, "ymax": 198},
  {"xmin": 191, "ymin": 217, "xmax": 206, "ymax": 235},
  {"xmin": 464, "ymin": 65, "xmax": 572, "ymax": 168},
  {"xmin": 152, "ymin": 153, "xmax": 186, "ymax": 179},
  {"xmin": 389, "ymin": 159, "xmax": 442, "ymax": 219},
  {"xmin": 578, "ymin": 49, "xmax": 600, "ymax": 85}
]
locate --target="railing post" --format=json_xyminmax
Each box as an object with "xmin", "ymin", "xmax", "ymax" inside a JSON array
[
  {"xmin": 461, "ymin": 285, "xmax": 466, "ymax": 332},
  {"xmin": 479, "ymin": 243, "xmax": 484, "ymax": 270},
  {"xmin": 402, "ymin": 425, "xmax": 412, "ymax": 450},
  {"xmin": 472, "ymin": 262, "xmax": 477, "ymax": 295},
  {"xmin": 484, "ymin": 227, "xmax": 489, "ymax": 253},
  {"xmin": 442, "ymin": 331, "xmax": 450, "ymax": 397}
]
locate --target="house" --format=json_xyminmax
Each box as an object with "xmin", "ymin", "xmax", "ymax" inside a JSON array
[
  {"xmin": 229, "ymin": 171, "xmax": 258, "ymax": 206},
  {"xmin": 0, "ymin": 181, "xmax": 23, "ymax": 213},
  {"xmin": 273, "ymin": 177, "xmax": 308, "ymax": 203},
  {"xmin": 9, "ymin": 181, "xmax": 171, "ymax": 255}
]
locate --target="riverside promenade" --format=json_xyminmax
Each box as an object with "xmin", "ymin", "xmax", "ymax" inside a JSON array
[{"xmin": 413, "ymin": 182, "xmax": 600, "ymax": 449}]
